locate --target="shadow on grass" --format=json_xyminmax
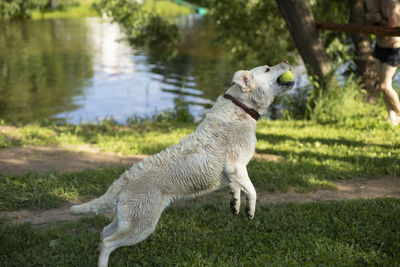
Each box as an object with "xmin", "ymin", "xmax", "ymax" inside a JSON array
[
  {"xmin": 256, "ymin": 133, "xmax": 399, "ymax": 150},
  {"xmin": 1, "ymin": 127, "xmax": 399, "ymax": 210},
  {"xmin": 250, "ymin": 153, "xmax": 399, "ymax": 192}
]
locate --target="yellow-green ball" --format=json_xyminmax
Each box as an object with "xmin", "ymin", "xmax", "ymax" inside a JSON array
[{"xmin": 278, "ymin": 71, "xmax": 293, "ymax": 83}]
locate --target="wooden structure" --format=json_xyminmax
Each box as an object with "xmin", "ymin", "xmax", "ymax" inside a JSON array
[{"xmin": 316, "ymin": 22, "xmax": 400, "ymax": 36}]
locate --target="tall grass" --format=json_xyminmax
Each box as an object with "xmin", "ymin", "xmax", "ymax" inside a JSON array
[{"xmin": 281, "ymin": 75, "xmax": 389, "ymax": 128}]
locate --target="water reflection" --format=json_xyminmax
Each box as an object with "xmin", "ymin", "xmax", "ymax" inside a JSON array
[
  {"xmin": 0, "ymin": 15, "xmax": 294, "ymax": 124},
  {"xmin": 0, "ymin": 19, "xmax": 93, "ymax": 122},
  {"xmin": 1, "ymin": 16, "xmax": 236, "ymax": 123}
]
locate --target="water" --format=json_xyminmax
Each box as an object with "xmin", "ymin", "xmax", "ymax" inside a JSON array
[
  {"xmin": 0, "ymin": 15, "xmax": 238, "ymax": 124},
  {"xmin": 2, "ymin": 15, "xmax": 400, "ymax": 124}
]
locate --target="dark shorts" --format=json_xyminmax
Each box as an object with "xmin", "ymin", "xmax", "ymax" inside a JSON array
[{"xmin": 373, "ymin": 44, "xmax": 400, "ymax": 67}]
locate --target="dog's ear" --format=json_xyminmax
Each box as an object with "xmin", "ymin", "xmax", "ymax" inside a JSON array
[{"xmin": 232, "ymin": 70, "xmax": 255, "ymax": 92}]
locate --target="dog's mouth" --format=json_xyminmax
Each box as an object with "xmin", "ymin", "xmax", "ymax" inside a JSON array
[
  {"xmin": 276, "ymin": 71, "xmax": 295, "ymax": 89},
  {"xmin": 277, "ymin": 80, "xmax": 295, "ymax": 88}
]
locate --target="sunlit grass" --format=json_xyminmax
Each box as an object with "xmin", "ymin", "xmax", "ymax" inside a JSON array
[
  {"xmin": 0, "ymin": 168, "xmax": 125, "ymax": 210},
  {"xmin": 31, "ymin": 0, "xmax": 99, "ymax": 20},
  {"xmin": 0, "ymin": 111, "xmax": 399, "ymax": 207},
  {"xmin": 30, "ymin": 0, "xmax": 193, "ymax": 20},
  {"xmin": 143, "ymin": 0, "xmax": 193, "ymax": 16}
]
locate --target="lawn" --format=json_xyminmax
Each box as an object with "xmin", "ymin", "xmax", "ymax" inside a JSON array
[
  {"xmin": 0, "ymin": 114, "xmax": 399, "ymax": 211},
  {"xmin": 1, "ymin": 103, "xmax": 399, "ymax": 266},
  {"xmin": 1, "ymin": 198, "xmax": 399, "ymax": 266}
]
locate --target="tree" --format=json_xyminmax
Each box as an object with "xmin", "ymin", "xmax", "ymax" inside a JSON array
[
  {"xmin": 274, "ymin": 0, "xmax": 333, "ymax": 86},
  {"xmin": 349, "ymin": 0, "xmax": 380, "ymax": 103}
]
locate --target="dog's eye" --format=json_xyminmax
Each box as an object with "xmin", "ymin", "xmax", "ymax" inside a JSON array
[{"xmin": 265, "ymin": 67, "xmax": 271, "ymax": 72}]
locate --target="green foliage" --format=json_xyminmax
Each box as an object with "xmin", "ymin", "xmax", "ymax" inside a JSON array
[
  {"xmin": 310, "ymin": 0, "xmax": 353, "ymax": 66},
  {"xmin": 207, "ymin": 0, "xmax": 296, "ymax": 67},
  {"xmin": 94, "ymin": 0, "xmax": 180, "ymax": 53},
  {"xmin": 206, "ymin": 0, "xmax": 353, "ymax": 68},
  {"xmin": 309, "ymin": 77, "xmax": 383, "ymax": 125},
  {"xmin": 0, "ymin": 0, "xmax": 84, "ymax": 19},
  {"xmin": 281, "ymin": 85, "xmax": 311, "ymax": 120},
  {"xmin": 1, "ymin": 199, "xmax": 400, "ymax": 265},
  {"xmin": 0, "ymin": 0, "xmax": 44, "ymax": 19}
]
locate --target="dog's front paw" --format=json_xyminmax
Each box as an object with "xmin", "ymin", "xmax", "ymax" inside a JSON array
[
  {"xmin": 230, "ymin": 198, "xmax": 240, "ymax": 215},
  {"xmin": 245, "ymin": 205, "xmax": 254, "ymax": 220}
]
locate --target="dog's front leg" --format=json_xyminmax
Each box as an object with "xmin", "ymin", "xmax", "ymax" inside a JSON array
[
  {"xmin": 225, "ymin": 164, "xmax": 257, "ymax": 219},
  {"xmin": 229, "ymin": 185, "xmax": 241, "ymax": 215}
]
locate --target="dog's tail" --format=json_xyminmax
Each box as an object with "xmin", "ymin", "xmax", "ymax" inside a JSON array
[{"xmin": 69, "ymin": 171, "xmax": 131, "ymax": 215}]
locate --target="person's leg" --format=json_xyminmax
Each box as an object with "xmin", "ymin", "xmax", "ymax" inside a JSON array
[{"xmin": 377, "ymin": 61, "xmax": 400, "ymax": 124}]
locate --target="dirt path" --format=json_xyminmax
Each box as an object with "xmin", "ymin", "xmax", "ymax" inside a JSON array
[
  {"xmin": 0, "ymin": 145, "xmax": 399, "ymax": 225},
  {"xmin": 0, "ymin": 145, "xmax": 146, "ymax": 174},
  {"xmin": 2, "ymin": 177, "xmax": 399, "ymax": 226}
]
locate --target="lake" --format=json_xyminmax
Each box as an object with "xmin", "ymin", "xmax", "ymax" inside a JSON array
[{"xmin": 0, "ymin": 15, "xmax": 253, "ymax": 124}]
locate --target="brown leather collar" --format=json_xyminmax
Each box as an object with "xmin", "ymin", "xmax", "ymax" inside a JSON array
[{"xmin": 223, "ymin": 94, "xmax": 260, "ymax": 121}]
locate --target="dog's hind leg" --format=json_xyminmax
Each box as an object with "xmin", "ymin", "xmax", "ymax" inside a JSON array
[
  {"xmin": 101, "ymin": 217, "xmax": 118, "ymax": 240},
  {"xmin": 98, "ymin": 191, "xmax": 166, "ymax": 267}
]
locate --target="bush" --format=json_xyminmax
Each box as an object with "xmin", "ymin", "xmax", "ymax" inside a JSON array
[
  {"xmin": 280, "ymin": 75, "xmax": 388, "ymax": 127},
  {"xmin": 310, "ymin": 77, "xmax": 368, "ymax": 123}
]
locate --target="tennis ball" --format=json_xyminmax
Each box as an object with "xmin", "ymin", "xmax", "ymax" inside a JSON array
[{"xmin": 278, "ymin": 71, "xmax": 293, "ymax": 83}]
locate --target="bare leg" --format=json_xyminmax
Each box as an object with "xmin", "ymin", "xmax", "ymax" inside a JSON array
[{"xmin": 377, "ymin": 61, "xmax": 400, "ymax": 124}]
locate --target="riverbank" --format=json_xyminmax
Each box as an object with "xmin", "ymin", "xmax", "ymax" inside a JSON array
[{"xmin": 30, "ymin": 0, "xmax": 193, "ymax": 20}]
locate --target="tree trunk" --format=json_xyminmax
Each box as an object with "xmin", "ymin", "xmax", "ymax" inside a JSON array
[
  {"xmin": 349, "ymin": 0, "xmax": 380, "ymax": 103},
  {"xmin": 275, "ymin": 0, "xmax": 333, "ymax": 87}
]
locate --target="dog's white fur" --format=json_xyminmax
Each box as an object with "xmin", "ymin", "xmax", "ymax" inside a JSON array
[{"xmin": 70, "ymin": 62, "xmax": 293, "ymax": 267}]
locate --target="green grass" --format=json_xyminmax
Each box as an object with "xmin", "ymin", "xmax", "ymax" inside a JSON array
[
  {"xmin": 1, "ymin": 198, "xmax": 399, "ymax": 266},
  {"xmin": 31, "ymin": 0, "xmax": 99, "ymax": 20},
  {"xmin": 252, "ymin": 119, "xmax": 400, "ymax": 192},
  {"xmin": 143, "ymin": 0, "xmax": 193, "ymax": 16},
  {"xmin": 0, "ymin": 167, "xmax": 126, "ymax": 211},
  {"xmin": 30, "ymin": 0, "xmax": 192, "ymax": 20},
  {"xmin": 0, "ymin": 115, "xmax": 399, "ymax": 210}
]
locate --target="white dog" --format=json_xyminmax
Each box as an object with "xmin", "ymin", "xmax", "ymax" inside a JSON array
[{"xmin": 70, "ymin": 62, "xmax": 294, "ymax": 267}]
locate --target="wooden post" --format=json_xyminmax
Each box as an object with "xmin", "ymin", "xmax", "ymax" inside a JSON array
[{"xmin": 316, "ymin": 22, "xmax": 400, "ymax": 36}]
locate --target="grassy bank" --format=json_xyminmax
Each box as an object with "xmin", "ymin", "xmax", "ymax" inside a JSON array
[
  {"xmin": 31, "ymin": 0, "xmax": 99, "ymax": 19},
  {"xmin": 0, "ymin": 114, "xmax": 399, "ymax": 210},
  {"xmin": 30, "ymin": 0, "xmax": 192, "ymax": 20},
  {"xmin": 1, "ymin": 198, "xmax": 399, "ymax": 265}
]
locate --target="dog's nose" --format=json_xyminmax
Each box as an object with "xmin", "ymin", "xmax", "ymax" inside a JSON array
[{"xmin": 283, "ymin": 60, "xmax": 291, "ymax": 70}]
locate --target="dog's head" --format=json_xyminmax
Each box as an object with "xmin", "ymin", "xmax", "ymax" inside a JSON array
[{"xmin": 231, "ymin": 61, "xmax": 294, "ymax": 109}]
